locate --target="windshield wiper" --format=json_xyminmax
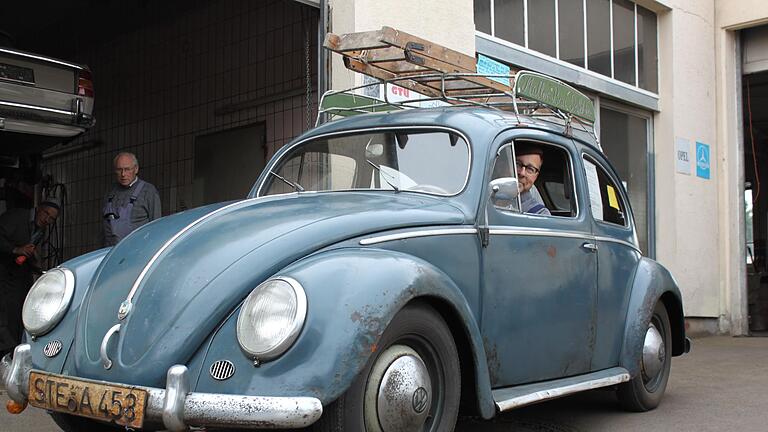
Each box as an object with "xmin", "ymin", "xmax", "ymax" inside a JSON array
[
  {"xmin": 366, "ymin": 160, "xmax": 400, "ymax": 192},
  {"xmin": 269, "ymin": 171, "xmax": 305, "ymax": 192}
]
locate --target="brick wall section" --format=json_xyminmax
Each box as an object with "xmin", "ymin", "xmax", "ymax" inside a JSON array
[{"xmin": 42, "ymin": 0, "xmax": 318, "ymax": 259}]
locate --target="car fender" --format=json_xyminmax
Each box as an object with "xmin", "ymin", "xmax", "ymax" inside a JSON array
[
  {"xmin": 25, "ymin": 248, "xmax": 111, "ymax": 374},
  {"xmin": 195, "ymin": 247, "xmax": 496, "ymax": 419},
  {"xmin": 620, "ymin": 257, "xmax": 686, "ymax": 377}
]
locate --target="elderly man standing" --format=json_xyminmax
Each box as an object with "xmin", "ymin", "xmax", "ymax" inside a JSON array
[
  {"xmin": 0, "ymin": 199, "xmax": 60, "ymax": 357},
  {"xmin": 100, "ymin": 152, "xmax": 161, "ymax": 247}
]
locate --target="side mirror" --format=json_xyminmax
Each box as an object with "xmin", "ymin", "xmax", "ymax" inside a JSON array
[{"xmin": 490, "ymin": 177, "xmax": 520, "ymax": 209}]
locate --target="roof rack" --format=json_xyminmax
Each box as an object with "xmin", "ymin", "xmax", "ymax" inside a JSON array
[{"xmin": 320, "ymin": 26, "xmax": 599, "ymax": 146}]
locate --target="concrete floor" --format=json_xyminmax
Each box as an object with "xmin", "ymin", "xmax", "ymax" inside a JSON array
[{"xmin": 2, "ymin": 335, "xmax": 767, "ymax": 431}]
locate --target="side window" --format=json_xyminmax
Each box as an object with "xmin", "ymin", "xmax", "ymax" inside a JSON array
[
  {"xmin": 490, "ymin": 140, "xmax": 576, "ymax": 217},
  {"xmin": 583, "ymin": 156, "xmax": 628, "ymax": 226}
]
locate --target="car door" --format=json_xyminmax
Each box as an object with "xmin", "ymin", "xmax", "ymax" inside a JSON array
[
  {"xmin": 481, "ymin": 132, "xmax": 597, "ymax": 387},
  {"xmin": 580, "ymin": 149, "xmax": 643, "ymax": 370}
]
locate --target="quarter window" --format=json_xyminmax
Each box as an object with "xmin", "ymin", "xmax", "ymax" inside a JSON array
[{"xmin": 583, "ymin": 156, "xmax": 627, "ymax": 226}]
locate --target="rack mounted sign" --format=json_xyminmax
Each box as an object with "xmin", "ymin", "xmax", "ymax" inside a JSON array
[{"xmin": 514, "ymin": 72, "xmax": 595, "ymax": 123}]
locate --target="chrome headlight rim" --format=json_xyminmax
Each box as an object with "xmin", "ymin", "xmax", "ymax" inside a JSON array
[
  {"xmin": 236, "ymin": 276, "xmax": 308, "ymax": 362},
  {"xmin": 22, "ymin": 268, "xmax": 75, "ymax": 337}
]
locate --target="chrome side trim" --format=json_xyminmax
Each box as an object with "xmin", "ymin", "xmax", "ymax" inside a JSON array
[
  {"xmin": 120, "ymin": 197, "xmax": 263, "ymax": 319},
  {"xmin": 493, "ymin": 370, "xmax": 630, "ymax": 412},
  {"xmin": 0, "ymin": 47, "xmax": 84, "ymax": 70},
  {"xmin": 594, "ymin": 235, "xmax": 641, "ymax": 253},
  {"xmin": 0, "ymin": 100, "xmax": 75, "ymax": 117},
  {"xmin": 488, "ymin": 227, "xmax": 640, "ymax": 252},
  {"xmin": 359, "ymin": 228, "xmax": 478, "ymax": 245},
  {"xmin": 100, "ymin": 324, "xmax": 120, "ymax": 370},
  {"xmin": 488, "ymin": 226, "xmax": 592, "ymax": 241}
]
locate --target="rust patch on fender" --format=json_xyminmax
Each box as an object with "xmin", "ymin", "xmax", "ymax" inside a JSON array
[{"xmin": 546, "ymin": 245, "xmax": 557, "ymax": 258}]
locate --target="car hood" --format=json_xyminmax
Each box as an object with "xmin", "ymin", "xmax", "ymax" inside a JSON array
[{"xmin": 73, "ymin": 192, "xmax": 466, "ymax": 385}]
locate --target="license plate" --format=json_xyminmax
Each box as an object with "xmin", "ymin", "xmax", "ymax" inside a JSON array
[
  {"xmin": 0, "ymin": 63, "xmax": 34, "ymax": 84},
  {"xmin": 28, "ymin": 371, "xmax": 148, "ymax": 428}
]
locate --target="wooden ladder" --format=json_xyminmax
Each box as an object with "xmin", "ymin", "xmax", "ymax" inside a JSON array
[{"xmin": 323, "ymin": 26, "xmax": 518, "ymax": 103}]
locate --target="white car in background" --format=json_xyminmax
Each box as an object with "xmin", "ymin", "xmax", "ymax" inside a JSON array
[{"xmin": 0, "ymin": 46, "xmax": 94, "ymax": 152}]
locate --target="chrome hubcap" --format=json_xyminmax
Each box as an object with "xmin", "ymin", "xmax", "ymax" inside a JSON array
[
  {"xmin": 641, "ymin": 323, "xmax": 665, "ymax": 383},
  {"xmin": 364, "ymin": 345, "xmax": 432, "ymax": 432}
]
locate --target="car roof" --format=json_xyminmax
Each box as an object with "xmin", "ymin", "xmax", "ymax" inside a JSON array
[{"xmin": 303, "ymin": 106, "xmax": 600, "ymax": 153}]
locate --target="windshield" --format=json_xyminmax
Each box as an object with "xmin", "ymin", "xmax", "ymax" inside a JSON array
[{"xmin": 259, "ymin": 130, "xmax": 470, "ymax": 196}]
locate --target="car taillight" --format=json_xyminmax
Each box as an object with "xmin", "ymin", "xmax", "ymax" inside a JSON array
[{"xmin": 77, "ymin": 69, "xmax": 94, "ymax": 98}]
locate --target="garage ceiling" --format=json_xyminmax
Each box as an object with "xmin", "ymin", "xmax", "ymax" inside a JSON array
[{"xmin": 0, "ymin": 0, "xmax": 199, "ymax": 59}]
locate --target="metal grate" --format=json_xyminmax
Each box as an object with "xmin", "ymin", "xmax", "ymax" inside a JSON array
[
  {"xmin": 209, "ymin": 359, "xmax": 236, "ymax": 381},
  {"xmin": 43, "ymin": 340, "xmax": 63, "ymax": 358}
]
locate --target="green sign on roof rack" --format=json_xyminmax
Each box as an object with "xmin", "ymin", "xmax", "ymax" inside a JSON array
[
  {"xmin": 514, "ymin": 72, "xmax": 595, "ymax": 123},
  {"xmin": 319, "ymin": 92, "xmax": 402, "ymax": 118}
]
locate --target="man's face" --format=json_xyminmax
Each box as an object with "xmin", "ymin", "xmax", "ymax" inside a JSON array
[
  {"xmin": 515, "ymin": 153, "xmax": 542, "ymax": 193},
  {"xmin": 114, "ymin": 155, "xmax": 138, "ymax": 187},
  {"xmin": 35, "ymin": 206, "xmax": 58, "ymax": 228}
]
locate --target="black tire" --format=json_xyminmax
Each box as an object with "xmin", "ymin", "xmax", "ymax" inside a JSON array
[
  {"xmin": 312, "ymin": 302, "xmax": 461, "ymax": 432},
  {"xmin": 617, "ymin": 302, "xmax": 672, "ymax": 412}
]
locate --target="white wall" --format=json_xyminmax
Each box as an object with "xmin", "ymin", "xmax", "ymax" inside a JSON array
[
  {"xmin": 328, "ymin": 0, "xmax": 475, "ymax": 90},
  {"xmin": 653, "ymin": 1, "xmax": 720, "ymax": 320}
]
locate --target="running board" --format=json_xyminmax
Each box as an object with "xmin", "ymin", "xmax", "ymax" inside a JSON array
[{"xmin": 492, "ymin": 367, "xmax": 631, "ymax": 412}]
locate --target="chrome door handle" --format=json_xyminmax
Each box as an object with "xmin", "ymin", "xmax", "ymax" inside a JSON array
[{"xmin": 581, "ymin": 242, "xmax": 598, "ymax": 252}]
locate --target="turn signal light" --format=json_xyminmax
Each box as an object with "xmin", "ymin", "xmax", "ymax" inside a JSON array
[{"xmin": 5, "ymin": 399, "xmax": 27, "ymax": 414}]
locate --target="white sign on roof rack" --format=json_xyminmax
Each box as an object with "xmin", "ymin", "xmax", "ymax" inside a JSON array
[{"xmin": 376, "ymin": 83, "xmax": 449, "ymax": 108}]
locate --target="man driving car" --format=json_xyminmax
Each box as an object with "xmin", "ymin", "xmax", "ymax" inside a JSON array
[{"xmin": 515, "ymin": 143, "xmax": 551, "ymax": 216}]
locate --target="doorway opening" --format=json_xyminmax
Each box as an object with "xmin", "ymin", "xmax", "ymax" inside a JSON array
[{"xmin": 743, "ymin": 70, "xmax": 768, "ymax": 335}]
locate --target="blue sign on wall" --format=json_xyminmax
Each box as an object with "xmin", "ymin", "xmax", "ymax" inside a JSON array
[
  {"xmin": 477, "ymin": 54, "xmax": 511, "ymax": 87},
  {"xmin": 696, "ymin": 141, "xmax": 710, "ymax": 180}
]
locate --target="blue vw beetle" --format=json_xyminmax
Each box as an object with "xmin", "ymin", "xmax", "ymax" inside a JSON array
[{"xmin": 2, "ymin": 74, "xmax": 689, "ymax": 431}]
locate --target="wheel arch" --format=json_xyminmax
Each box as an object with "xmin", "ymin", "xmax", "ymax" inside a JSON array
[
  {"xmin": 416, "ymin": 295, "xmax": 494, "ymax": 419},
  {"xmin": 659, "ymin": 291, "xmax": 686, "ymax": 356},
  {"xmin": 195, "ymin": 247, "xmax": 496, "ymax": 420},
  {"xmin": 620, "ymin": 257, "xmax": 687, "ymax": 377}
]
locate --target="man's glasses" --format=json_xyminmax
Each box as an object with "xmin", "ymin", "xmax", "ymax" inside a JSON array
[
  {"xmin": 114, "ymin": 167, "xmax": 136, "ymax": 174},
  {"xmin": 515, "ymin": 160, "xmax": 541, "ymax": 176}
]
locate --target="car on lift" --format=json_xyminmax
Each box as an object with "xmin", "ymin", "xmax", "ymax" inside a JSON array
[
  {"xmin": 0, "ymin": 46, "xmax": 94, "ymax": 155},
  {"xmin": 1, "ymin": 67, "xmax": 689, "ymax": 431}
]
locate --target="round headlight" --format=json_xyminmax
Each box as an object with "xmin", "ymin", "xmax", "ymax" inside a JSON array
[
  {"xmin": 236, "ymin": 277, "xmax": 307, "ymax": 361},
  {"xmin": 22, "ymin": 268, "xmax": 75, "ymax": 336}
]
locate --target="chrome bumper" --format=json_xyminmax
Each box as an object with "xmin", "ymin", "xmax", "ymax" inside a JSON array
[{"xmin": 1, "ymin": 344, "xmax": 323, "ymax": 430}]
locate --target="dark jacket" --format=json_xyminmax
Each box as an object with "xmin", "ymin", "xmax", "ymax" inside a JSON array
[{"xmin": 0, "ymin": 207, "xmax": 35, "ymax": 353}]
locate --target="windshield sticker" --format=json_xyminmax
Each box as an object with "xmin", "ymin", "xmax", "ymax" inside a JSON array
[
  {"xmin": 607, "ymin": 185, "xmax": 619, "ymax": 210},
  {"xmin": 584, "ymin": 160, "xmax": 603, "ymax": 220}
]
